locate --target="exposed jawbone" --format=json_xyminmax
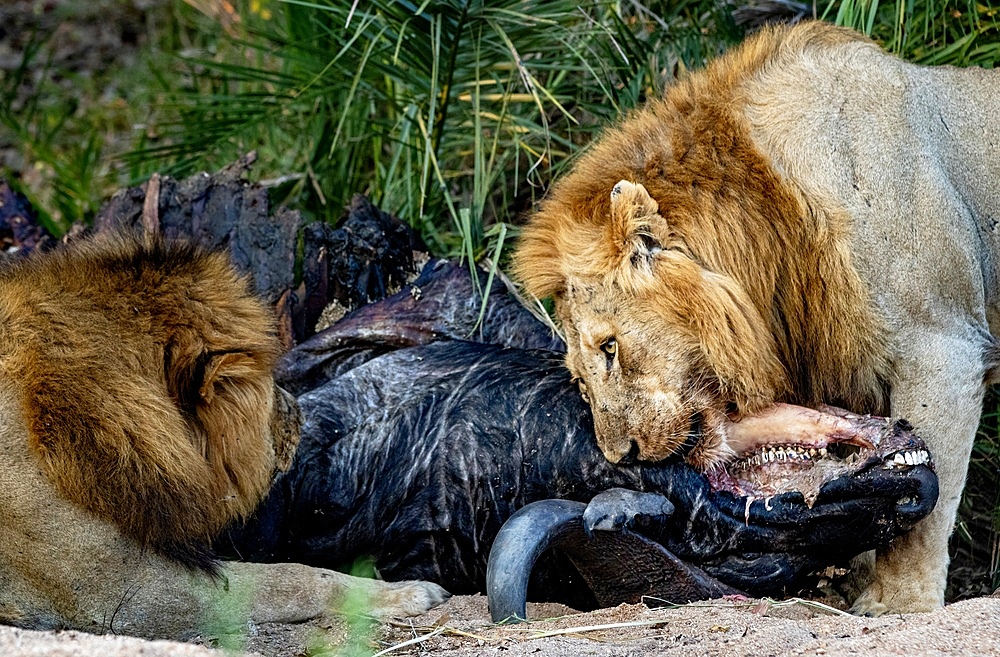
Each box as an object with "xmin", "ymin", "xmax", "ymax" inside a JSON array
[{"xmin": 700, "ymin": 403, "xmax": 933, "ymax": 507}]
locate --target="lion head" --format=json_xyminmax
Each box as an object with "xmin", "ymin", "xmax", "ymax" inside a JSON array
[
  {"xmin": 512, "ymin": 23, "xmax": 891, "ymax": 470},
  {"xmin": 532, "ymin": 181, "xmax": 788, "ymax": 466},
  {"xmin": 0, "ymin": 233, "xmax": 300, "ymax": 569}
]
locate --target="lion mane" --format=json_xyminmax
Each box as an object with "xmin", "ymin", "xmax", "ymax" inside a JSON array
[
  {"xmin": 0, "ymin": 233, "xmax": 297, "ymax": 569},
  {"xmin": 514, "ymin": 22, "xmax": 891, "ymax": 421}
]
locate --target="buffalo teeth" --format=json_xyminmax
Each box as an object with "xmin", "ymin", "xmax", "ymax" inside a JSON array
[
  {"xmin": 884, "ymin": 449, "xmax": 929, "ymax": 469},
  {"xmin": 736, "ymin": 444, "xmax": 818, "ymax": 468}
]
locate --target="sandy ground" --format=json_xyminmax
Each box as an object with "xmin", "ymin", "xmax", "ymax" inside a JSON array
[{"xmin": 4, "ymin": 592, "xmax": 1000, "ymax": 657}]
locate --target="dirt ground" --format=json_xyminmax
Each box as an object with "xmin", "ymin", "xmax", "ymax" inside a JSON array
[{"xmin": 4, "ymin": 592, "xmax": 1000, "ymax": 657}]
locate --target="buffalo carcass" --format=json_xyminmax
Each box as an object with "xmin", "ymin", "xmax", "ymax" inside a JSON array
[{"xmin": 224, "ymin": 257, "xmax": 938, "ymax": 618}]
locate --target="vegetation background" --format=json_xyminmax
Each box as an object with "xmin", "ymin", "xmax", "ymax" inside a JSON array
[{"xmin": 1, "ymin": 0, "xmax": 998, "ymax": 601}]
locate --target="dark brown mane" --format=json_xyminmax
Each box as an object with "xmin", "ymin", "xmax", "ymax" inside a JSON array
[{"xmin": 0, "ymin": 233, "xmax": 288, "ymax": 568}]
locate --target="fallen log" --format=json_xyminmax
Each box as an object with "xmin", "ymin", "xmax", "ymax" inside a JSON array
[{"xmin": 0, "ymin": 181, "xmax": 54, "ymax": 255}]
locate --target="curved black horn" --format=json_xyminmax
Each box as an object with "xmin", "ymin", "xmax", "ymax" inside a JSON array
[
  {"xmin": 487, "ymin": 499, "xmax": 586, "ymax": 623},
  {"xmin": 487, "ymin": 498, "xmax": 744, "ymax": 623}
]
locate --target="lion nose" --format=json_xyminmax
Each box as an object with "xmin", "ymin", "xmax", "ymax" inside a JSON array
[
  {"xmin": 616, "ymin": 440, "xmax": 641, "ymax": 466},
  {"xmin": 597, "ymin": 437, "xmax": 637, "ymax": 464}
]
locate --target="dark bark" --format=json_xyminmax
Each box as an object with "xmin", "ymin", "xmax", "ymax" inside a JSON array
[
  {"xmin": 0, "ymin": 181, "xmax": 55, "ymax": 255},
  {"xmin": 92, "ymin": 156, "xmax": 427, "ymax": 346},
  {"xmin": 94, "ymin": 154, "xmax": 301, "ymax": 307}
]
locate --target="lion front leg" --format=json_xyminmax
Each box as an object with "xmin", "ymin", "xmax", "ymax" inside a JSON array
[
  {"xmin": 850, "ymin": 331, "xmax": 985, "ymax": 615},
  {"xmin": 112, "ymin": 559, "xmax": 451, "ymax": 638},
  {"xmin": 219, "ymin": 561, "xmax": 451, "ymax": 626},
  {"xmin": 6, "ymin": 552, "xmax": 450, "ymax": 640},
  {"xmin": 0, "ymin": 440, "xmax": 449, "ymax": 641}
]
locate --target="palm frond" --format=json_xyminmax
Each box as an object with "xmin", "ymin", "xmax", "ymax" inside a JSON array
[{"xmin": 125, "ymin": 0, "xmax": 743, "ymax": 258}]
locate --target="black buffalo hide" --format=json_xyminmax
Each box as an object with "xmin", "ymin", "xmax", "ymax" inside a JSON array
[{"xmin": 224, "ymin": 260, "xmax": 936, "ymax": 610}]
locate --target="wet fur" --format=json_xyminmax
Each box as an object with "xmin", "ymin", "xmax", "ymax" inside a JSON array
[
  {"xmin": 514, "ymin": 21, "xmax": 1000, "ymax": 613},
  {"xmin": 0, "ymin": 234, "xmax": 446, "ymax": 639}
]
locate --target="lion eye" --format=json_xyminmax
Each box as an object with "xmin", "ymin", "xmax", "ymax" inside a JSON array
[{"xmin": 599, "ymin": 337, "xmax": 617, "ymax": 357}]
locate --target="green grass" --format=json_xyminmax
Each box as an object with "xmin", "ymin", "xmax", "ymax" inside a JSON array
[
  {"xmin": 0, "ymin": 1, "xmax": 228, "ymax": 233},
  {"xmin": 825, "ymin": 0, "xmax": 1000, "ymax": 65},
  {"xmin": 1, "ymin": 26, "xmax": 109, "ymax": 234},
  {"xmin": 120, "ymin": 0, "xmax": 742, "ymax": 258}
]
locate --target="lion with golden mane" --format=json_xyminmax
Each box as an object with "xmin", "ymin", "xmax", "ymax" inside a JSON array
[
  {"xmin": 0, "ymin": 233, "xmax": 446, "ymax": 640},
  {"xmin": 513, "ymin": 21, "xmax": 1000, "ymax": 615}
]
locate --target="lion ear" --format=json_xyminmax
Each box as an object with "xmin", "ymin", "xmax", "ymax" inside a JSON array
[
  {"xmin": 608, "ymin": 180, "xmax": 665, "ymax": 272},
  {"xmin": 198, "ymin": 352, "xmax": 259, "ymax": 404}
]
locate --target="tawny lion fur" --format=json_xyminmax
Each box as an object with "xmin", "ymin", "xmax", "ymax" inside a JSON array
[
  {"xmin": 0, "ymin": 234, "xmax": 446, "ymax": 640},
  {"xmin": 1, "ymin": 236, "xmax": 284, "ymax": 567},
  {"xmin": 513, "ymin": 21, "xmax": 1000, "ymax": 615}
]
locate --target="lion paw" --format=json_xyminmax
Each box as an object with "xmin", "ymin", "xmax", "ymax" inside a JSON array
[
  {"xmin": 847, "ymin": 591, "xmax": 890, "ymax": 617},
  {"xmin": 366, "ymin": 580, "xmax": 451, "ymax": 618},
  {"xmin": 849, "ymin": 577, "xmax": 942, "ymax": 616}
]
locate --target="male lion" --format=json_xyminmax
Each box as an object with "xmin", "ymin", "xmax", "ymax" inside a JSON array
[
  {"xmin": 513, "ymin": 21, "xmax": 1000, "ymax": 615},
  {"xmin": 0, "ymin": 233, "xmax": 447, "ymax": 640}
]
